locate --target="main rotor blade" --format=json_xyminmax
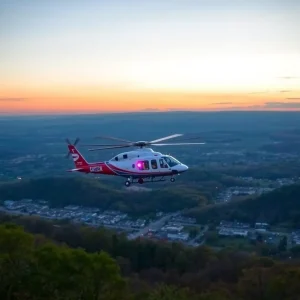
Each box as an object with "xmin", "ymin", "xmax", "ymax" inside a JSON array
[
  {"xmin": 152, "ymin": 142, "xmax": 206, "ymax": 146},
  {"xmin": 88, "ymin": 145, "xmax": 132, "ymax": 151},
  {"xmin": 83, "ymin": 143, "xmax": 131, "ymax": 147},
  {"xmin": 95, "ymin": 135, "xmax": 133, "ymax": 143},
  {"xmin": 150, "ymin": 134, "xmax": 183, "ymax": 143},
  {"xmin": 173, "ymin": 136, "xmax": 204, "ymax": 142}
]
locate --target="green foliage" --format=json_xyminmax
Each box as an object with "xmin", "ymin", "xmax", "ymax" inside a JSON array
[
  {"xmin": 147, "ymin": 285, "xmax": 192, "ymax": 300},
  {"xmin": 3, "ymin": 215, "xmax": 300, "ymax": 299},
  {"xmin": 186, "ymin": 183, "xmax": 300, "ymax": 226},
  {"xmin": 0, "ymin": 177, "xmax": 209, "ymax": 216},
  {"xmin": 278, "ymin": 236, "xmax": 287, "ymax": 252},
  {"xmin": 290, "ymin": 245, "xmax": 300, "ymax": 257},
  {"xmin": 0, "ymin": 223, "xmax": 127, "ymax": 300},
  {"xmin": 204, "ymin": 231, "xmax": 219, "ymax": 244},
  {"xmin": 188, "ymin": 227, "xmax": 200, "ymax": 239}
]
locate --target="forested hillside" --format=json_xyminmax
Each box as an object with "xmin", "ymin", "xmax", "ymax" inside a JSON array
[
  {"xmin": 187, "ymin": 183, "xmax": 300, "ymax": 227},
  {"xmin": 2, "ymin": 177, "xmax": 300, "ymax": 226},
  {"xmin": 0, "ymin": 172, "xmax": 258, "ymax": 213},
  {"xmin": 0, "ymin": 177, "xmax": 214, "ymax": 215},
  {"xmin": 2, "ymin": 214, "xmax": 300, "ymax": 299}
]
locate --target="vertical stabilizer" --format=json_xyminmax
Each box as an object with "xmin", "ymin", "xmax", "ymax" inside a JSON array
[{"xmin": 67, "ymin": 144, "xmax": 89, "ymax": 168}]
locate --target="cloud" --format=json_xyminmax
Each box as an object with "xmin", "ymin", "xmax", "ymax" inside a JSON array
[
  {"xmin": 247, "ymin": 90, "xmax": 269, "ymax": 94},
  {"xmin": 213, "ymin": 102, "xmax": 232, "ymax": 105},
  {"xmin": 140, "ymin": 108, "xmax": 160, "ymax": 112},
  {"xmin": 277, "ymin": 76, "xmax": 299, "ymax": 79},
  {"xmin": 213, "ymin": 101, "xmax": 300, "ymax": 111},
  {"xmin": 263, "ymin": 102, "xmax": 300, "ymax": 109},
  {"xmin": 286, "ymin": 98, "xmax": 300, "ymax": 100},
  {"xmin": 279, "ymin": 90, "xmax": 291, "ymax": 93},
  {"xmin": 0, "ymin": 98, "xmax": 27, "ymax": 102},
  {"xmin": 167, "ymin": 108, "xmax": 182, "ymax": 111},
  {"xmin": 245, "ymin": 105, "xmax": 264, "ymax": 109}
]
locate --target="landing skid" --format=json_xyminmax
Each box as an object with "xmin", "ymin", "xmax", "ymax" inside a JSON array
[{"xmin": 124, "ymin": 176, "xmax": 176, "ymax": 187}]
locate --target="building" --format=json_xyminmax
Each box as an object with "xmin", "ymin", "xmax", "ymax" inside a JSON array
[
  {"xmin": 219, "ymin": 220, "xmax": 250, "ymax": 229},
  {"xmin": 162, "ymin": 225, "xmax": 184, "ymax": 233},
  {"xmin": 255, "ymin": 222, "xmax": 269, "ymax": 232},
  {"xmin": 218, "ymin": 228, "xmax": 248, "ymax": 237},
  {"xmin": 167, "ymin": 232, "xmax": 189, "ymax": 241}
]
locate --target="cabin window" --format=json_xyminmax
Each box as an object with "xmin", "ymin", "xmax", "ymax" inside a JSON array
[
  {"xmin": 143, "ymin": 160, "xmax": 149, "ymax": 170},
  {"xmin": 132, "ymin": 164, "xmax": 135, "ymax": 168},
  {"xmin": 159, "ymin": 158, "xmax": 168, "ymax": 168},
  {"xmin": 115, "ymin": 156, "xmax": 118, "ymax": 161},
  {"xmin": 151, "ymin": 159, "xmax": 157, "ymax": 169},
  {"xmin": 123, "ymin": 154, "xmax": 128, "ymax": 159},
  {"xmin": 137, "ymin": 160, "xmax": 150, "ymax": 170},
  {"xmin": 163, "ymin": 156, "xmax": 180, "ymax": 167}
]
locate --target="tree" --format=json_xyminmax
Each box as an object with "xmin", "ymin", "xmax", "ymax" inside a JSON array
[
  {"xmin": 256, "ymin": 233, "xmax": 263, "ymax": 243},
  {"xmin": 148, "ymin": 284, "xmax": 191, "ymax": 300},
  {"xmin": 205, "ymin": 231, "xmax": 219, "ymax": 245},
  {"xmin": 290, "ymin": 245, "xmax": 300, "ymax": 257},
  {"xmin": 278, "ymin": 236, "xmax": 287, "ymax": 252},
  {"xmin": 188, "ymin": 227, "xmax": 200, "ymax": 239},
  {"xmin": 0, "ymin": 223, "xmax": 129, "ymax": 300},
  {"xmin": 0, "ymin": 223, "xmax": 35, "ymax": 299},
  {"xmin": 238, "ymin": 267, "xmax": 269, "ymax": 300}
]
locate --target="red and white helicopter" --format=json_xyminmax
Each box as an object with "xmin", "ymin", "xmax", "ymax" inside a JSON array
[{"xmin": 66, "ymin": 134, "xmax": 205, "ymax": 187}]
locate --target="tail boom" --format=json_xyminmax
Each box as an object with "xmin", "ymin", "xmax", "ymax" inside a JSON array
[{"xmin": 66, "ymin": 144, "xmax": 115, "ymax": 176}]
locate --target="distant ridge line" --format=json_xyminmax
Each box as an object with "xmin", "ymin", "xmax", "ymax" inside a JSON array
[{"xmin": 1, "ymin": 110, "xmax": 300, "ymax": 118}]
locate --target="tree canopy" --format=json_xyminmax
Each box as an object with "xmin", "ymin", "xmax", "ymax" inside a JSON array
[
  {"xmin": 187, "ymin": 183, "xmax": 300, "ymax": 227},
  {"xmin": 0, "ymin": 177, "xmax": 211, "ymax": 216},
  {"xmin": 2, "ymin": 214, "xmax": 300, "ymax": 299}
]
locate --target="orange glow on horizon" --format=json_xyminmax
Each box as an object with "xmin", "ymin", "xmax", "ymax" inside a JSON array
[{"xmin": 1, "ymin": 87, "xmax": 300, "ymax": 114}]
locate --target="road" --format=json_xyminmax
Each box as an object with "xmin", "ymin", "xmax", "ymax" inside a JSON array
[
  {"xmin": 187, "ymin": 225, "xmax": 209, "ymax": 247},
  {"xmin": 127, "ymin": 212, "xmax": 180, "ymax": 240}
]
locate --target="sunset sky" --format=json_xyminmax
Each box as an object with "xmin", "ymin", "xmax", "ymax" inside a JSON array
[{"xmin": 0, "ymin": 0, "xmax": 300, "ymax": 114}]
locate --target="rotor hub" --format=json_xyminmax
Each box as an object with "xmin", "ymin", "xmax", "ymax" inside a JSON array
[{"xmin": 133, "ymin": 141, "xmax": 149, "ymax": 147}]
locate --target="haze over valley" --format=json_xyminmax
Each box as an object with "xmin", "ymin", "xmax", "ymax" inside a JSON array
[{"xmin": 2, "ymin": 111, "xmax": 300, "ymax": 241}]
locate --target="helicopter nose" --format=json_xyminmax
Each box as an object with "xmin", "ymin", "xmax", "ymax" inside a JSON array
[
  {"xmin": 176, "ymin": 164, "xmax": 188, "ymax": 173},
  {"xmin": 182, "ymin": 164, "xmax": 189, "ymax": 172}
]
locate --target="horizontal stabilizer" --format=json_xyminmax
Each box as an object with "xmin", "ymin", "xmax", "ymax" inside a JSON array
[{"xmin": 66, "ymin": 168, "xmax": 84, "ymax": 172}]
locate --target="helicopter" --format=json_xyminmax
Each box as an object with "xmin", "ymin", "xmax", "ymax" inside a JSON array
[{"xmin": 65, "ymin": 134, "xmax": 205, "ymax": 187}]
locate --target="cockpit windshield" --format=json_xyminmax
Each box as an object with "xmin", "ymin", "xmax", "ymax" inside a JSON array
[{"xmin": 162, "ymin": 156, "xmax": 181, "ymax": 167}]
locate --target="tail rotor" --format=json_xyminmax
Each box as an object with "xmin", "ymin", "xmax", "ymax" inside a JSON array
[{"xmin": 65, "ymin": 138, "xmax": 80, "ymax": 158}]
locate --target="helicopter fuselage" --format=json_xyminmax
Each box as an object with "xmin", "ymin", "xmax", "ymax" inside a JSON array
[
  {"xmin": 67, "ymin": 146, "xmax": 188, "ymax": 186},
  {"xmin": 105, "ymin": 148, "xmax": 188, "ymax": 177}
]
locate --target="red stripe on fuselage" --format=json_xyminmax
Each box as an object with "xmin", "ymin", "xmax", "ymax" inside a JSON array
[{"xmin": 76, "ymin": 162, "xmax": 116, "ymax": 175}]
